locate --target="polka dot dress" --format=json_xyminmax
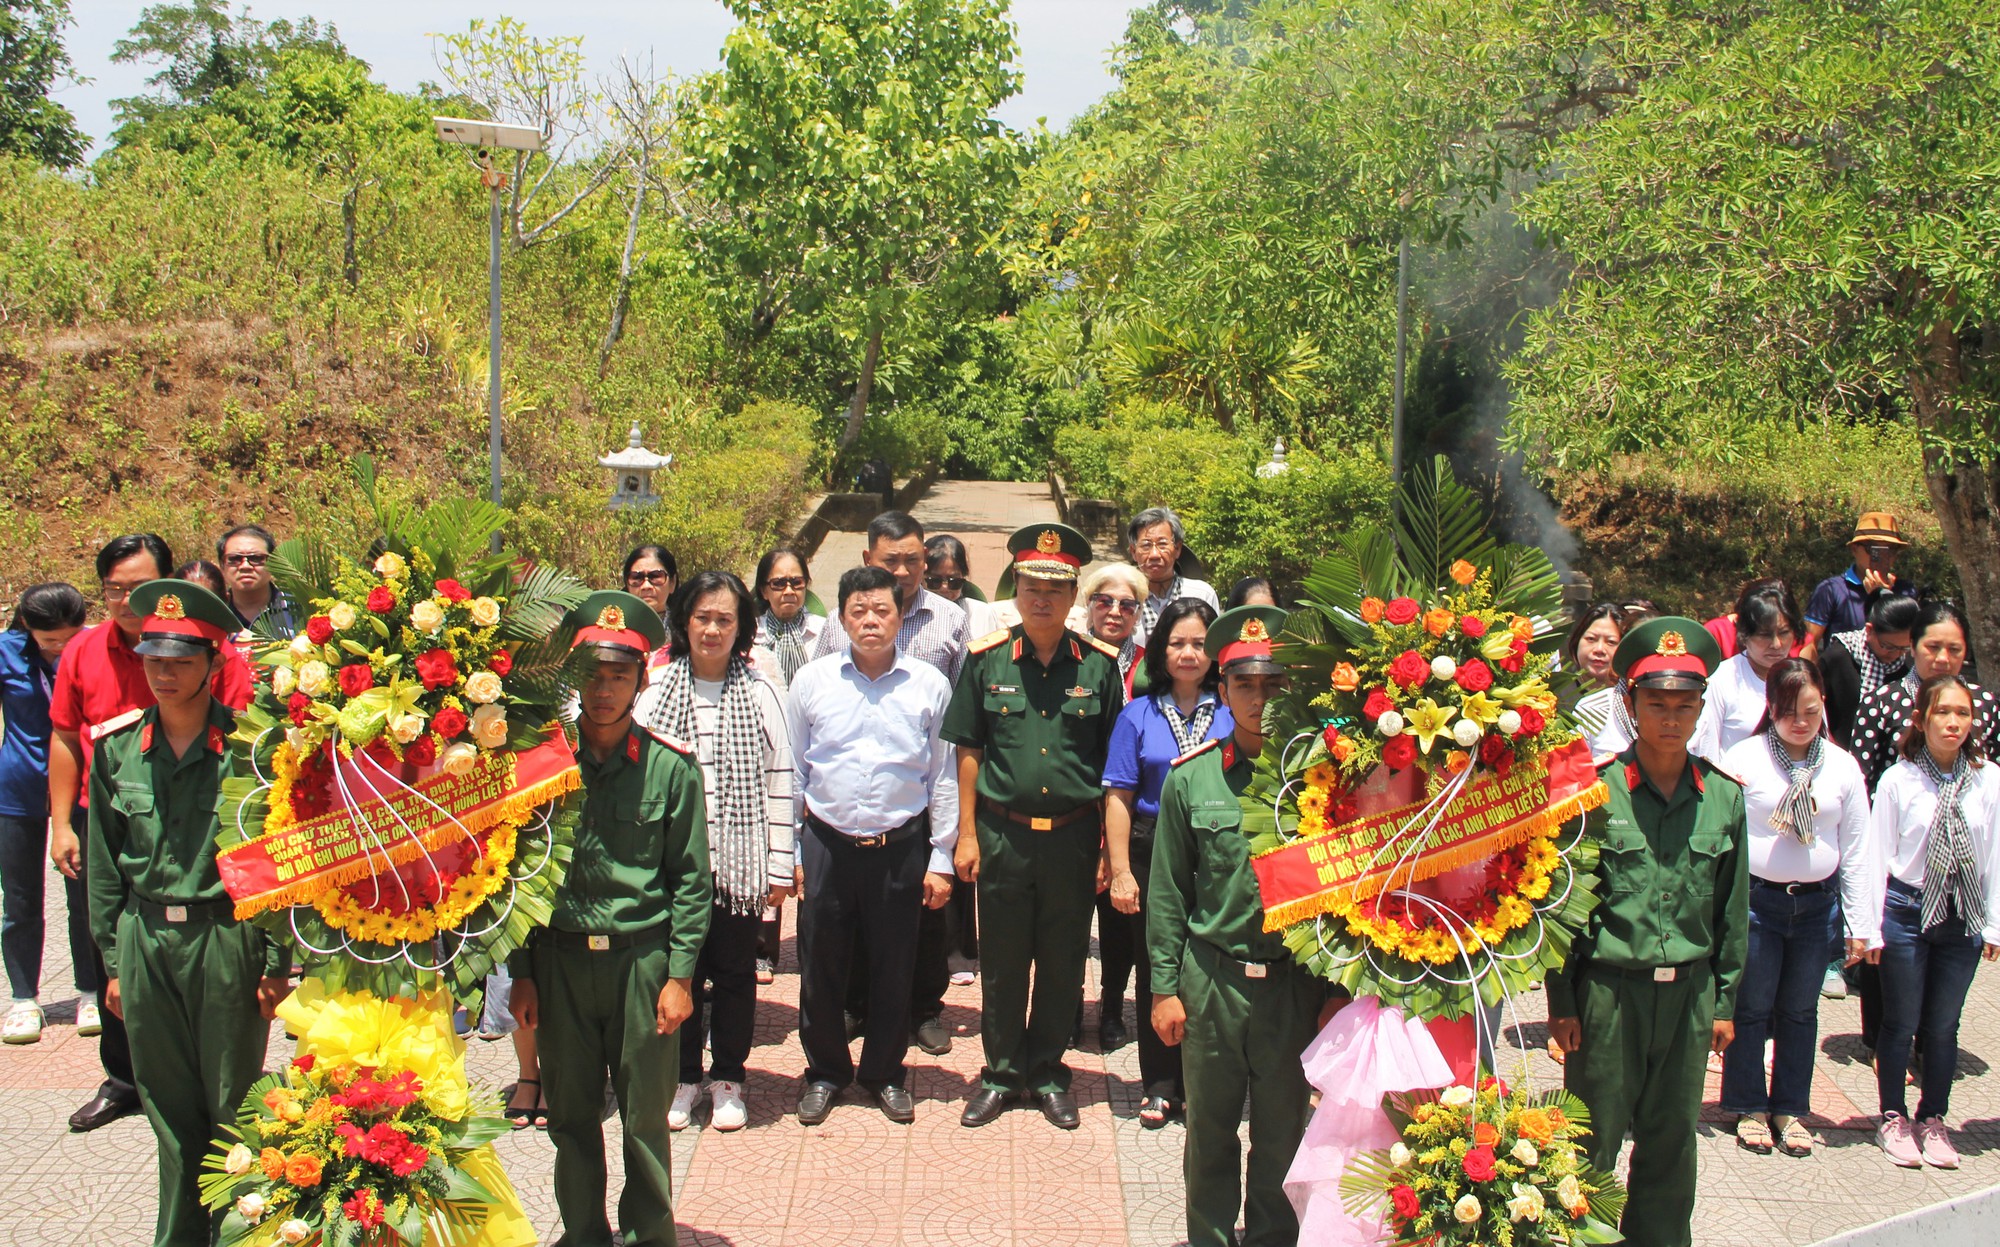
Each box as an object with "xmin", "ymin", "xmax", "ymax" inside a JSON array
[{"xmin": 1853, "ymin": 674, "xmax": 2000, "ymax": 792}]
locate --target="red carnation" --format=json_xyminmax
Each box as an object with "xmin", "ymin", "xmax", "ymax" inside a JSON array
[
  {"xmin": 1455, "ymin": 658, "xmax": 1494, "ymax": 693},
  {"xmin": 1516, "ymin": 706, "xmax": 1546, "ymax": 737},
  {"xmin": 287, "ymin": 693, "xmax": 313, "ymax": 726},
  {"xmin": 432, "ymin": 704, "xmax": 469, "ymax": 739},
  {"xmin": 434, "ymin": 578, "xmax": 471, "ymax": 603},
  {"xmin": 1362, "ymin": 688, "xmax": 1395, "ymax": 721},
  {"xmin": 1384, "ymin": 597, "xmax": 1420, "ymax": 626},
  {"xmin": 1462, "ymin": 1144, "xmax": 1498, "ymax": 1182},
  {"xmin": 1382, "ymin": 734, "xmax": 1418, "ymax": 770},
  {"xmin": 337, "ymin": 664, "xmax": 375, "ymax": 698},
  {"xmin": 365, "ymin": 586, "xmax": 396, "ymax": 615},
  {"xmin": 414, "ymin": 648, "xmax": 458, "ymax": 691},
  {"xmin": 404, "ymin": 734, "xmax": 438, "ymax": 766},
  {"xmin": 488, "ymin": 648, "xmax": 514, "ymax": 677},
  {"xmin": 1390, "ymin": 1185, "xmax": 1422, "ymax": 1221},
  {"xmin": 305, "ymin": 615, "xmax": 334, "ymax": 645},
  {"xmin": 1478, "ymin": 1074, "xmax": 1509, "ymax": 1096},
  {"xmin": 1479, "ymin": 732, "xmax": 1514, "ymax": 775},
  {"xmin": 1389, "ymin": 650, "xmax": 1429, "ymax": 689},
  {"xmin": 1459, "ymin": 615, "xmax": 1488, "ymax": 638},
  {"xmin": 1498, "ymin": 637, "xmax": 1529, "ymax": 673}
]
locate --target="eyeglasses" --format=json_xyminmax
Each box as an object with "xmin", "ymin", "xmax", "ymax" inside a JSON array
[
  {"xmin": 1090, "ymin": 594, "xmax": 1139, "ymax": 615},
  {"xmin": 101, "ymin": 582, "xmax": 144, "ymax": 601},
  {"xmin": 765, "ymin": 576, "xmax": 807, "ymax": 591},
  {"xmin": 224, "ymin": 552, "xmax": 268, "ymax": 567},
  {"xmin": 1132, "ymin": 540, "xmax": 1177, "ymax": 555},
  {"xmin": 626, "ymin": 570, "xmax": 671, "ymax": 586},
  {"xmin": 925, "ymin": 575, "xmax": 965, "ymax": 592}
]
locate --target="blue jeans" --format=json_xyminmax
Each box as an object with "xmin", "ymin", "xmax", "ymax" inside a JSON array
[
  {"xmin": 1720, "ymin": 883, "xmax": 1834, "ymax": 1116},
  {"xmin": 0, "ymin": 812, "xmax": 99, "ymax": 1000},
  {"xmin": 1876, "ymin": 881, "xmax": 1984, "ymax": 1119}
]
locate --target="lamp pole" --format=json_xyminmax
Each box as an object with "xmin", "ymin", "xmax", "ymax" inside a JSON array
[
  {"xmin": 482, "ymin": 156, "xmax": 506, "ymax": 548},
  {"xmin": 1390, "ymin": 231, "xmax": 1410, "ymax": 509}
]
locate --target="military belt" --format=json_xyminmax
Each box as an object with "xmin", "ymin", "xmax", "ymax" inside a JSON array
[
  {"xmin": 544, "ymin": 923, "xmax": 668, "ymax": 953},
  {"xmin": 1587, "ymin": 959, "xmax": 1702, "ymax": 984},
  {"xmin": 130, "ymin": 896, "xmax": 234, "ymax": 925},
  {"xmin": 979, "ymin": 797, "xmax": 1097, "ymax": 832}
]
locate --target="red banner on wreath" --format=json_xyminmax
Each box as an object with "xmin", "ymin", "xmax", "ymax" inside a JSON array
[
  {"xmin": 1252, "ymin": 737, "xmax": 1605, "ymax": 931},
  {"xmin": 217, "ymin": 727, "xmax": 579, "ymax": 918}
]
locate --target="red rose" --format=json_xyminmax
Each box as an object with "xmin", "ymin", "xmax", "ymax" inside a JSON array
[
  {"xmin": 305, "ymin": 615, "xmax": 334, "ymax": 645},
  {"xmin": 431, "ymin": 704, "xmax": 469, "ymax": 739},
  {"xmin": 1498, "ymin": 637, "xmax": 1528, "ymax": 673},
  {"xmin": 1382, "ymin": 734, "xmax": 1418, "ymax": 770},
  {"xmin": 292, "ymin": 1054, "xmax": 315, "ymax": 1073},
  {"xmin": 337, "ymin": 664, "xmax": 375, "ymax": 697},
  {"xmin": 1479, "ymin": 732, "xmax": 1514, "ymax": 772},
  {"xmin": 287, "ymin": 692, "xmax": 313, "ymax": 726},
  {"xmin": 1390, "ymin": 1185, "xmax": 1421, "ymax": 1221},
  {"xmin": 434, "ymin": 578, "xmax": 471, "ymax": 603},
  {"xmin": 1455, "ymin": 658, "xmax": 1494, "ymax": 693},
  {"xmin": 1462, "ymin": 1144, "xmax": 1498, "ymax": 1182},
  {"xmin": 415, "ymin": 648, "xmax": 458, "ymax": 691},
  {"xmin": 1459, "ymin": 615, "xmax": 1488, "ymax": 638},
  {"xmin": 1389, "ymin": 650, "xmax": 1429, "ymax": 689},
  {"xmin": 488, "ymin": 648, "xmax": 514, "ymax": 677},
  {"xmin": 1384, "ymin": 597, "xmax": 1420, "ymax": 626},
  {"xmin": 365, "ymin": 586, "xmax": 396, "ymax": 614},
  {"xmin": 1478, "ymin": 1074, "xmax": 1509, "ymax": 1096},
  {"xmin": 1332, "ymin": 798, "xmax": 1361, "ymax": 824},
  {"xmin": 1362, "ymin": 688, "xmax": 1394, "ymax": 721},
  {"xmin": 404, "ymin": 734, "xmax": 438, "ymax": 767},
  {"xmin": 1516, "ymin": 706, "xmax": 1546, "ymax": 737}
]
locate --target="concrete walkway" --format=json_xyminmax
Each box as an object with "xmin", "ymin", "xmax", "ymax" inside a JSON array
[{"xmin": 807, "ymin": 479, "xmax": 1102, "ymax": 601}]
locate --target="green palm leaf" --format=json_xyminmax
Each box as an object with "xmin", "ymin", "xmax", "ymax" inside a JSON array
[{"xmin": 1394, "ymin": 454, "xmax": 1498, "ymax": 590}]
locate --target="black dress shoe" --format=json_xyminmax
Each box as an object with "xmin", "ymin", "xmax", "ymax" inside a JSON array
[
  {"xmin": 1039, "ymin": 1090, "xmax": 1080, "ymax": 1130},
  {"xmin": 797, "ymin": 1080, "xmax": 840, "ymax": 1125},
  {"xmin": 1098, "ymin": 1014, "xmax": 1128, "ymax": 1051},
  {"xmin": 961, "ymin": 1088, "xmax": 1011, "ymax": 1127},
  {"xmin": 69, "ymin": 1089, "xmax": 140, "ymax": 1133},
  {"xmin": 873, "ymin": 1083, "xmax": 916, "ymax": 1124},
  {"xmin": 913, "ymin": 1015, "xmax": 952, "ymax": 1056}
]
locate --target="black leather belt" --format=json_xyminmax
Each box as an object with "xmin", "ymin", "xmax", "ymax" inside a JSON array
[
  {"xmin": 131, "ymin": 897, "xmax": 233, "ymax": 924},
  {"xmin": 1754, "ymin": 876, "xmax": 1831, "ymax": 894},
  {"xmin": 979, "ymin": 797, "xmax": 1098, "ymax": 832},
  {"xmin": 543, "ymin": 923, "xmax": 668, "ymax": 952},
  {"xmin": 1589, "ymin": 960, "xmax": 1702, "ymax": 984},
  {"xmin": 806, "ymin": 810, "xmax": 927, "ymax": 849}
]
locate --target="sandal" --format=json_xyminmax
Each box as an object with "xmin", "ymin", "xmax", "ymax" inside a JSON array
[
  {"xmin": 533, "ymin": 1085, "xmax": 551, "ymax": 1130},
  {"xmin": 1773, "ymin": 1115, "xmax": 1813, "ymax": 1157},
  {"xmin": 1138, "ymin": 1095, "xmax": 1171, "ymax": 1129},
  {"xmin": 1545, "ymin": 1036, "xmax": 1566, "ymax": 1066},
  {"xmin": 505, "ymin": 1079, "xmax": 540, "ymax": 1130},
  {"xmin": 1735, "ymin": 1114, "xmax": 1774, "ymax": 1154}
]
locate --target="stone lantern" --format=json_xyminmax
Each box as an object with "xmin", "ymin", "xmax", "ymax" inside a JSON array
[
  {"xmin": 1256, "ymin": 438, "xmax": 1290, "ymax": 479},
  {"xmin": 600, "ymin": 421, "xmax": 672, "ymax": 510}
]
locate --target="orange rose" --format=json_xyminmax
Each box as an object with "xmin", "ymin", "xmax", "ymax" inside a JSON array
[
  {"xmin": 1546, "ymin": 1106, "xmax": 1568, "ymax": 1130},
  {"xmin": 1473, "ymin": 1120, "xmax": 1500, "ymax": 1147},
  {"xmin": 1424, "ymin": 607, "xmax": 1455, "ymax": 637},
  {"xmin": 1332, "ymin": 662, "xmax": 1360, "ymax": 692},
  {"xmin": 285, "ymin": 1153, "xmax": 324, "ymax": 1187},
  {"xmin": 1516, "ymin": 1107, "xmax": 1556, "ymax": 1145},
  {"xmin": 1360, "ymin": 597, "xmax": 1386, "ymax": 625},
  {"xmin": 1450, "ymin": 559, "xmax": 1478, "ymax": 585},
  {"xmin": 1510, "ymin": 616, "xmax": 1535, "ymax": 642},
  {"xmin": 260, "ymin": 1147, "xmax": 288, "ymax": 1181},
  {"xmin": 1330, "ymin": 735, "xmax": 1357, "ymax": 764},
  {"xmin": 1445, "ymin": 749, "xmax": 1471, "ymax": 775}
]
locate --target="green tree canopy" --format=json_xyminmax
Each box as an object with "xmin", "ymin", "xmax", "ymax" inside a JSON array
[{"xmin": 0, "ymin": 0, "xmax": 86, "ymax": 166}]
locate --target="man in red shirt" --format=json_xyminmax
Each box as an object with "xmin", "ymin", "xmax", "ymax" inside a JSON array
[{"xmin": 45, "ymin": 533, "xmax": 254, "ymax": 1132}]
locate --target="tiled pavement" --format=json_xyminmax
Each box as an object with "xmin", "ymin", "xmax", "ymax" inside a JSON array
[{"xmin": 807, "ymin": 479, "xmax": 1100, "ymax": 600}]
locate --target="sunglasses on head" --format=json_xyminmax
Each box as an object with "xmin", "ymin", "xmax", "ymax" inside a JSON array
[
  {"xmin": 925, "ymin": 575, "xmax": 965, "ymax": 592},
  {"xmin": 766, "ymin": 576, "xmax": 807, "ymax": 591}
]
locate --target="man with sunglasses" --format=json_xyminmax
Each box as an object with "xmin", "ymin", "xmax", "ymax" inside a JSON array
[{"xmin": 215, "ymin": 523, "xmax": 296, "ymax": 638}]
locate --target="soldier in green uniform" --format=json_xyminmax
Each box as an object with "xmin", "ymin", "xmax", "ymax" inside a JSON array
[
  {"xmin": 1546, "ymin": 616, "xmax": 1749, "ymax": 1247},
  {"xmin": 1149, "ymin": 605, "xmax": 1332, "ymax": 1247},
  {"xmin": 948, "ymin": 523, "xmax": 1125, "ymax": 1130},
  {"xmin": 85, "ymin": 580, "xmax": 290, "ymax": 1247},
  {"xmin": 508, "ymin": 591, "xmax": 713, "ymax": 1247}
]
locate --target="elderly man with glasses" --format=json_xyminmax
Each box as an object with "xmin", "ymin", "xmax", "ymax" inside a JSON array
[
  {"xmin": 215, "ymin": 523, "xmax": 296, "ymax": 638},
  {"xmin": 1126, "ymin": 507, "xmax": 1221, "ymax": 649}
]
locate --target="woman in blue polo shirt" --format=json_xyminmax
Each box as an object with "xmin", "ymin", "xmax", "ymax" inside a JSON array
[
  {"xmin": 1, "ymin": 583, "xmax": 89, "ymax": 1045},
  {"xmin": 1103, "ymin": 597, "xmax": 1231, "ymax": 1127}
]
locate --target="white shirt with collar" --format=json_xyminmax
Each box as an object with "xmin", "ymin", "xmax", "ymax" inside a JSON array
[
  {"xmin": 1866, "ymin": 757, "xmax": 2000, "ymax": 948},
  {"xmin": 1691, "ymin": 652, "xmax": 1769, "ymax": 764},
  {"xmin": 1721, "ymin": 734, "xmax": 1876, "ymax": 943}
]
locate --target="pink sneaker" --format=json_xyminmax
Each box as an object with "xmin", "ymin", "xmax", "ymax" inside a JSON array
[
  {"xmin": 1916, "ymin": 1117, "xmax": 1960, "ymax": 1169},
  {"xmin": 1876, "ymin": 1114, "xmax": 1922, "ymax": 1168}
]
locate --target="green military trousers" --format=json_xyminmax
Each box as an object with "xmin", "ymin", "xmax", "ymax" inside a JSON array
[
  {"xmin": 117, "ymin": 909, "xmax": 268, "ymax": 1247},
  {"xmin": 974, "ymin": 811, "xmax": 1098, "ymax": 1096},
  {"xmin": 1565, "ymin": 962, "xmax": 1715, "ymax": 1247},
  {"xmin": 532, "ymin": 935, "xmax": 680, "ymax": 1247},
  {"xmin": 1180, "ymin": 938, "xmax": 1320, "ymax": 1247}
]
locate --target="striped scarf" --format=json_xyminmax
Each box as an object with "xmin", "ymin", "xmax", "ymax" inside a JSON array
[
  {"xmin": 1158, "ymin": 691, "xmax": 1217, "ymax": 757},
  {"xmin": 1833, "ymin": 628, "xmax": 1905, "ymax": 694},
  {"xmin": 645, "ymin": 655, "xmax": 769, "ymax": 915},
  {"xmin": 1611, "ymin": 679, "xmax": 1638, "ymax": 745},
  {"xmin": 1115, "ymin": 636, "xmax": 1139, "ymax": 684},
  {"xmin": 762, "ymin": 610, "xmax": 811, "ymax": 686},
  {"xmin": 1918, "ymin": 749, "xmax": 1983, "ymax": 934},
  {"xmin": 1765, "ymin": 730, "xmax": 1823, "ymax": 846}
]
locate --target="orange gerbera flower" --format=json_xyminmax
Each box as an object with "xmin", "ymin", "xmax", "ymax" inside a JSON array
[
  {"xmin": 260, "ymin": 1147, "xmax": 288, "ymax": 1181},
  {"xmin": 286, "ymin": 1153, "xmax": 324, "ymax": 1187},
  {"xmin": 1517, "ymin": 1107, "xmax": 1556, "ymax": 1145},
  {"xmin": 1424, "ymin": 608, "xmax": 1456, "ymax": 637},
  {"xmin": 1360, "ymin": 597, "xmax": 1387, "ymax": 624}
]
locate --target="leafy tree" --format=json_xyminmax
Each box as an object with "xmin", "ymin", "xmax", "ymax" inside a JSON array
[
  {"xmin": 0, "ymin": 0, "xmax": 85, "ymax": 166},
  {"xmin": 108, "ymin": 0, "xmax": 346, "ymax": 149},
  {"xmin": 680, "ymin": 0, "xmax": 1026, "ymax": 452}
]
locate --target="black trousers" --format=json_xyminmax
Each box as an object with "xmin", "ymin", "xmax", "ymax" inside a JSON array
[
  {"xmin": 846, "ymin": 871, "xmax": 953, "ymax": 1024},
  {"xmin": 1125, "ymin": 825, "xmax": 1182, "ymax": 1097},
  {"xmin": 680, "ymin": 900, "xmax": 762, "ymax": 1085},
  {"xmin": 1097, "ymin": 891, "xmax": 1134, "ymax": 1007},
  {"xmin": 801, "ymin": 815, "xmax": 929, "ymax": 1089},
  {"xmin": 73, "ymin": 811, "xmax": 134, "ymax": 1096}
]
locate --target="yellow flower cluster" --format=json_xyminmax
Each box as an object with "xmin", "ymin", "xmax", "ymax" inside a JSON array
[
  {"xmin": 265, "ymin": 743, "xmax": 302, "ymax": 833},
  {"xmin": 312, "ymin": 820, "xmax": 521, "ymax": 946}
]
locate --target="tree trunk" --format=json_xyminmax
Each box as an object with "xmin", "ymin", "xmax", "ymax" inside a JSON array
[
  {"xmin": 598, "ymin": 149, "xmax": 649, "ymax": 379},
  {"xmin": 838, "ymin": 328, "xmax": 884, "ymax": 453},
  {"xmin": 1910, "ymin": 320, "xmax": 2000, "ymax": 671},
  {"xmin": 340, "ymin": 186, "xmax": 360, "ymax": 290}
]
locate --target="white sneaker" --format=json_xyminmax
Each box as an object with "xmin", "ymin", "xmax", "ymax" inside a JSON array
[
  {"xmin": 950, "ymin": 970, "xmax": 976, "ymax": 987},
  {"xmin": 668, "ymin": 1082, "xmax": 702, "ymax": 1131},
  {"xmin": 75, "ymin": 998, "xmax": 101, "ymax": 1036},
  {"xmin": 709, "ymin": 1080, "xmax": 747, "ymax": 1132},
  {"xmin": 1821, "ymin": 966, "xmax": 1848, "ymax": 999},
  {"xmin": 2, "ymin": 1000, "xmax": 43, "ymax": 1044}
]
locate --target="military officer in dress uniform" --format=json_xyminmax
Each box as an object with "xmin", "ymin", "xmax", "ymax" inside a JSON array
[
  {"xmin": 1546, "ymin": 616, "xmax": 1749, "ymax": 1247},
  {"xmin": 509, "ymin": 591, "xmax": 713, "ymax": 1247},
  {"xmin": 1149, "ymin": 605, "xmax": 1331, "ymax": 1247},
  {"xmin": 948, "ymin": 523, "xmax": 1125, "ymax": 1130},
  {"xmin": 85, "ymin": 580, "xmax": 289, "ymax": 1247}
]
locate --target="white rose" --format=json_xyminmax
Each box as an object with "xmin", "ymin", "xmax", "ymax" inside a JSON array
[
  {"xmin": 373, "ymin": 551, "xmax": 407, "ymax": 579},
  {"xmin": 469, "ymin": 597, "xmax": 501, "ymax": 627},
  {"xmin": 285, "ymin": 726, "xmax": 310, "ymax": 753},
  {"xmin": 1431, "ymin": 654, "xmax": 1458, "ymax": 682},
  {"xmin": 1376, "ymin": 711, "xmax": 1405, "ymax": 737},
  {"xmin": 224, "ymin": 1143, "xmax": 255, "ymax": 1175},
  {"xmin": 1388, "ymin": 1142, "xmax": 1413, "ymax": 1168},
  {"xmin": 1510, "ymin": 1138, "xmax": 1539, "ymax": 1167},
  {"xmin": 390, "ymin": 713, "xmax": 426, "ymax": 744},
  {"xmin": 410, "ymin": 600, "xmax": 445, "ymax": 635},
  {"xmin": 470, "ymin": 703, "xmax": 509, "ymax": 749},
  {"xmin": 235, "ymin": 1192, "xmax": 268, "ymax": 1223},
  {"xmin": 296, "ymin": 661, "xmax": 331, "ymax": 697},
  {"xmin": 328, "ymin": 601, "xmax": 357, "ymax": 631},
  {"xmin": 289, "ymin": 634, "xmax": 315, "ymax": 657},
  {"xmin": 1440, "ymin": 1084, "xmax": 1475, "ymax": 1108},
  {"xmin": 463, "ymin": 670, "xmax": 504, "ymax": 704},
  {"xmin": 1452, "ymin": 718, "xmax": 1483, "ymax": 749},
  {"xmin": 1497, "ymin": 709, "xmax": 1523, "ymax": 736},
  {"xmin": 1555, "ymin": 1174, "xmax": 1586, "ymax": 1215},
  {"xmin": 270, "ymin": 666, "xmax": 296, "ymax": 698},
  {"xmin": 440, "ymin": 742, "xmax": 479, "ymax": 776},
  {"xmin": 1453, "ymin": 1194, "xmax": 1482, "ymax": 1225},
  {"xmin": 1507, "ymin": 1183, "xmax": 1545, "ymax": 1223},
  {"xmin": 277, "ymin": 1221, "xmax": 311, "ymax": 1245}
]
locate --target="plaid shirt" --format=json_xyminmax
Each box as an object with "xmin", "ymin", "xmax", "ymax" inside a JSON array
[{"xmin": 810, "ymin": 586, "xmax": 969, "ymax": 682}]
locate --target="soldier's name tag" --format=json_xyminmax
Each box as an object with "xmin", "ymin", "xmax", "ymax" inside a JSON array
[
  {"xmin": 988, "ymin": 684, "xmax": 1019, "ymax": 694},
  {"xmin": 164, "ymin": 905, "xmax": 188, "ymax": 923},
  {"xmin": 588, "ymin": 935, "xmax": 611, "ymax": 951}
]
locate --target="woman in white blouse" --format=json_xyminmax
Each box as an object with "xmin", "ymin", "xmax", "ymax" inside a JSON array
[
  {"xmin": 1717, "ymin": 659, "xmax": 1872, "ymax": 1157},
  {"xmin": 1694, "ymin": 579, "xmax": 1804, "ymax": 763},
  {"xmin": 1865, "ymin": 674, "xmax": 2000, "ymax": 1170}
]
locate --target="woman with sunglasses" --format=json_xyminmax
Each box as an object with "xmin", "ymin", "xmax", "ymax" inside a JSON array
[
  {"xmin": 924, "ymin": 535, "xmax": 995, "ymax": 639},
  {"xmin": 621, "ymin": 544, "xmax": 680, "ymax": 670},
  {"xmin": 751, "ymin": 546, "xmax": 825, "ymax": 694},
  {"xmin": 1072, "ymin": 563, "xmax": 1150, "ymax": 700}
]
